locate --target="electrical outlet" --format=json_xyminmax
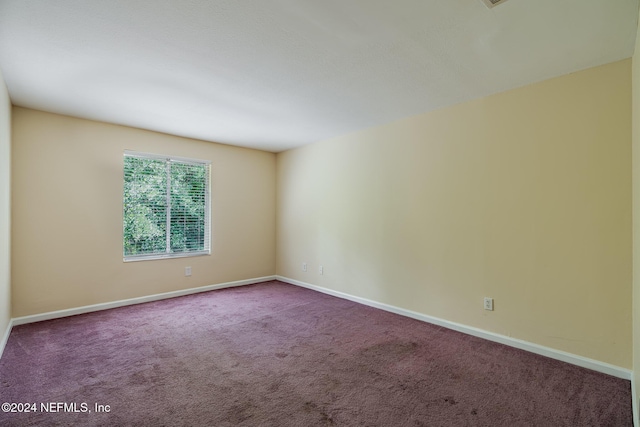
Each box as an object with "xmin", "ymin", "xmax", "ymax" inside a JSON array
[
  {"xmin": 484, "ymin": 297, "xmax": 494, "ymax": 311},
  {"xmin": 302, "ymin": 262, "xmax": 307, "ymax": 272},
  {"xmin": 319, "ymin": 265, "xmax": 323, "ymax": 275},
  {"xmin": 185, "ymin": 266, "xmax": 192, "ymax": 277}
]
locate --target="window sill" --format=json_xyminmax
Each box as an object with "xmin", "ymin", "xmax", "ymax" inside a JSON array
[{"xmin": 123, "ymin": 251, "xmax": 211, "ymax": 262}]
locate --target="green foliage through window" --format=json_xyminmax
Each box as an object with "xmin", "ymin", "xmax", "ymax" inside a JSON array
[{"xmin": 123, "ymin": 152, "xmax": 210, "ymax": 260}]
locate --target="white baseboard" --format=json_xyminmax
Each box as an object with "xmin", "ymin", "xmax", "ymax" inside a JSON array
[
  {"xmin": 276, "ymin": 275, "xmax": 632, "ymax": 381},
  {"xmin": 0, "ymin": 318, "xmax": 13, "ymax": 359},
  {"xmin": 11, "ymin": 275, "xmax": 277, "ymax": 327}
]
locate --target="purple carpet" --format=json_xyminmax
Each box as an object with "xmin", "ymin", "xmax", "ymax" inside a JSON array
[{"xmin": 0, "ymin": 280, "xmax": 632, "ymax": 426}]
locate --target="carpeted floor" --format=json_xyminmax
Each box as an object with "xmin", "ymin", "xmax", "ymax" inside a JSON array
[{"xmin": 0, "ymin": 280, "xmax": 632, "ymax": 426}]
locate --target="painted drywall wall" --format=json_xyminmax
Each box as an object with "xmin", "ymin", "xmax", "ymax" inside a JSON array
[
  {"xmin": 11, "ymin": 108, "xmax": 276, "ymax": 317},
  {"xmin": 632, "ymin": 6, "xmax": 640, "ymax": 423},
  {"xmin": 0, "ymin": 70, "xmax": 11, "ymax": 344},
  {"xmin": 277, "ymin": 59, "xmax": 632, "ymax": 368}
]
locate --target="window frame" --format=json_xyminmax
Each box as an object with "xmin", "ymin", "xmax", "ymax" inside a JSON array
[{"xmin": 123, "ymin": 150, "xmax": 211, "ymax": 262}]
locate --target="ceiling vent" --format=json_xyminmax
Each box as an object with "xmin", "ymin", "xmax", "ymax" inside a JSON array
[{"xmin": 480, "ymin": 0, "xmax": 510, "ymax": 8}]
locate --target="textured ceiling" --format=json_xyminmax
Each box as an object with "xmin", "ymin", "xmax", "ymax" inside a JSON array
[{"xmin": 0, "ymin": 0, "xmax": 638, "ymax": 152}]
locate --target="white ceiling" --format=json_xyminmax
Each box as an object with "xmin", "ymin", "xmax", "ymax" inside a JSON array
[{"xmin": 0, "ymin": 0, "xmax": 638, "ymax": 152}]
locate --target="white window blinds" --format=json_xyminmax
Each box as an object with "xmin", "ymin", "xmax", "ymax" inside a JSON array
[{"xmin": 123, "ymin": 151, "xmax": 211, "ymax": 261}]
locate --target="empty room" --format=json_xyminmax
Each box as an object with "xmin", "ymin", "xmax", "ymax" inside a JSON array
[{"xmin": 1, "ymin": 0, "xmax": 640, "ymax": 425}]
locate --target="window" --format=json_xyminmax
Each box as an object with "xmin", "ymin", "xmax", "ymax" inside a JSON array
[{"xmin": 123, "ymin": 151, "xmax": 211, "ymax": 261}]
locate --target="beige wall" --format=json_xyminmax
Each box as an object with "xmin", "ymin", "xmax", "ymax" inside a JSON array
[
  {"xmin": 0, "ymin": 70, "xmax": 11, "ymax": 341},
  {"xmin": 632, "ymin": 5, "xmax": 640, "ymax": 421},
  {"xmin": 277, "ymin": 59, "xmax": 632, "ymax": 368},
  {"xmin": 11, "ymin": 108, "xmax": 276, "ymax": 317}
]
